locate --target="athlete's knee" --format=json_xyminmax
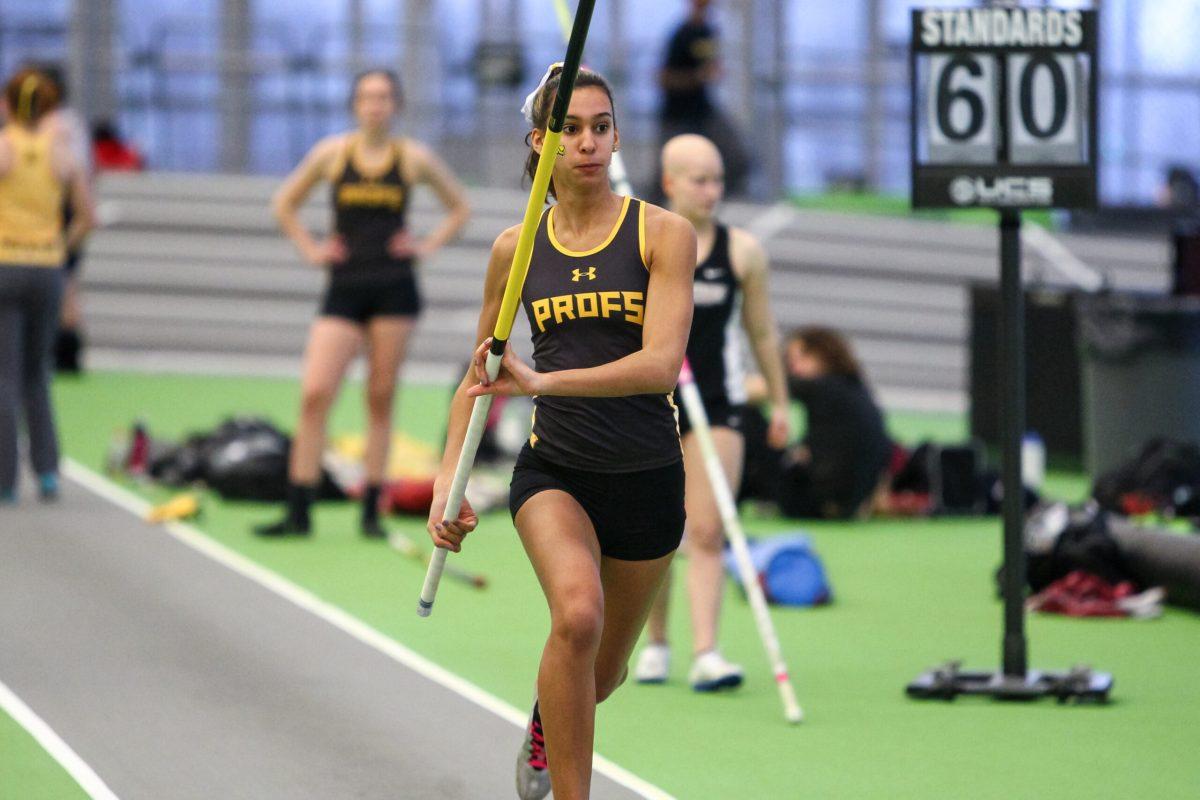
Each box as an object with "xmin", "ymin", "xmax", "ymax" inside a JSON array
[
  {"xmin": 687, "ymin": 518, "xmax": 724, "ymax": 554},
  {"xmin": 549, "ymin": 593, "xmax": 604, "ymax": 655},
  {"xmin": 365, "ymin": 381, "xmax": 394, "ymax": 420},
  {"xmin": 595, "ymin": 664, "xmax": 628, "ymax": 703},
  {"xmin": 299, "ymin": 383, "xmax": 336, "ymax": 418}
]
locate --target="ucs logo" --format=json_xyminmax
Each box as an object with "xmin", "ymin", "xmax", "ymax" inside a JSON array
[{"xmin": 949, "ymin": 176, "xmax": 1053, "ymax": 207}]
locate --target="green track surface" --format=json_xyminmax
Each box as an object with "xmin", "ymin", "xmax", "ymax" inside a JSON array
[
  {"xmin": 0, "ymin": 706, "xmax": 89, "ymax": 800},
  {"xmin": 48, "ymin": 371, "xmax": 1200, "ymax": 799}
]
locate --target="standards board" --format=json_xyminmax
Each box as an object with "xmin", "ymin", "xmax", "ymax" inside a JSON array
[{"xmin": 910, "ymin": 7, "xmax": 1098, "ymax": 209}]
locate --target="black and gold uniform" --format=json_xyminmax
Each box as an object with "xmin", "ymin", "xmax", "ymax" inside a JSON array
[
  {"xmin": 674, "ymin": 223, "xmax": 747, "ymax": 436},
  {"xmin": 508, "ymin": 196, "xmax": 685, "ymax": 561},
  {"xmin": 320, "ymin": 136, "xmax": 420, "ymax": 322}
]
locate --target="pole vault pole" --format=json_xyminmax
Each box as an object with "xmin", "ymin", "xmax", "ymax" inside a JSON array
[
  {"xmin": 418, "ymin": 0, "xmax": 597, "ymax": 617},
  {"xmin": 677, "ymin": 360, "xmax": 804, "ymax": 724}
]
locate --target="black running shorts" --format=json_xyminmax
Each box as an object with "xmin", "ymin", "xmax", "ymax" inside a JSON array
[
  {"xmin": 677, "ymin": 399, "xmax": 746, "ymax": 438},
  {"xmin": 509, "ymin": 443, "xmax": 685, "ymax": 561},
  {"xmin": 320, "ymin": 271, "xmax": 421, "ymax": 323}
]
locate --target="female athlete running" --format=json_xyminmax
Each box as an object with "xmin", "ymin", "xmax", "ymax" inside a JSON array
[{"xmin": 428, "ymin": 67, "xmax": 695, "ymax": 800}]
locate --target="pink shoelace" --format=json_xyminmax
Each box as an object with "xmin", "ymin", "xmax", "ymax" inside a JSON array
[{"xmin": 527, "ymin": 718, "xmax": 548, "ymax": 771}]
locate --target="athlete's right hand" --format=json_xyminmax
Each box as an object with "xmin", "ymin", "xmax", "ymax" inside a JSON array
[
  {"xmin": 306, "ymin": 236, "xmax": 348, "ymax": 267},
  {"xmin": 426, "ymin": 493, "xmax": 478, "ymax": 552}
]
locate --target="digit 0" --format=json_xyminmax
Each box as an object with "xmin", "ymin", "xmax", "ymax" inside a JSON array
[{"xmin": 1018, "ymin": 55, "xmax": 1069, "ymax": 140}]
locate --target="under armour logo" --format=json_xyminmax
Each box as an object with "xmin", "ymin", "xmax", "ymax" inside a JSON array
[{"xmin": 571, "ymin": 267, "xmax": 596, "ymax": 282}]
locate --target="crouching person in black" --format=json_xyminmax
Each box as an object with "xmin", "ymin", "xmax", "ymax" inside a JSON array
[{"xmin": 779, "ymin": 327, "xmax": 892, "ymax": 519}]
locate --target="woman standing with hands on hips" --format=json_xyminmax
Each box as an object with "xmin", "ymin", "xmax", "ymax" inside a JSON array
[
  {"xmin": 427, "ymin": 66, "xmax": 696, "ymax": 800},
  {"xmin": 257, "ymin": 69, "xmax": 469, "ymax": 538}
]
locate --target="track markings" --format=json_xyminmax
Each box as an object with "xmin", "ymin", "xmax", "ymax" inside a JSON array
[
  {"xmin": 0, "ymin": 678, "xmax": 122, "ymax": 800},
  {"xmin": 62, "ymin": 459, "xmax": 675, "ymax": 800}
]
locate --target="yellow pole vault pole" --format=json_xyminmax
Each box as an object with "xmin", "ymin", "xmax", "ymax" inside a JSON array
[{"xmin": 418, "ymin": 0, "xmax": 598, "ymax": 617}]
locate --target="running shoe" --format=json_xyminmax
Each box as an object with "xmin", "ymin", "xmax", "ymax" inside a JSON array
[
  {"xmin": 634, "ymin": 643, "xmax": 671, "ymax": 684},
  {"xmin": 253, "ymin": 516, "xmax": 310, "ymax": 537},
  {"xmin": 360, "ymin": 518, "xmax": 388, "ymax": 539},
  {"xmin": 516, "ymin": 700, "xmax": 550, "ymax": 800},
  {"xmin": 38, "ymin": 473, "xmax": 59, "ymax": 502},
  {"xmin": 688, "ymin": 650, "xmax": 744, "ymax": 692}
]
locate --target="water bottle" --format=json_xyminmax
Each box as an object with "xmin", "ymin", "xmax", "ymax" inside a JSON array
[{"xmin": 1021, "ymin": 431, "xmax": 1046, "ymax": 491}]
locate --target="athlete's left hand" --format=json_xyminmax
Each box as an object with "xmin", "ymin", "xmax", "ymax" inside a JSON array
[
  {"xmin": 467, "ymin": 338, "xmax": 542, "ymax": 397},
  {"xmin": 388, "ymin": 230, "xmax": 429, "ymax": 259},
  {"xmin": 767, "ymin": 404, "xmax": 791, "ymax": 450}
]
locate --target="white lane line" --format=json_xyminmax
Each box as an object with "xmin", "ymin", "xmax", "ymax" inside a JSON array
[
  {"xmin": 744, "ymin": 202, "xmax": 798, "ymax": 242},
  {"xmin": 0, "ymin": 678, "xmax": 122, "ymax": 800},
  {"xmin": 62, "ymin": 459, "xmax": 675, "ymax": 800}
]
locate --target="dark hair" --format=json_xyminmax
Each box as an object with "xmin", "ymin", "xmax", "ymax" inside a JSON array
[
  {"xmin": 789, "ymin": 326, "xmax": 865, "ymax": 382},
  {"xmin": 523, "ymin": 66, "xmax": 616, "ymax": 198},
  {"xmin": 351, "ymin": 68, "xmax": 403, "ymax": 108},
  {"xmin": 4, "ymin": 69, "xmax": 60, "ymax": 126}
]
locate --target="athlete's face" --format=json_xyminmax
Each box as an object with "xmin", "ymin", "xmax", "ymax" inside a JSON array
[
  {"xmin": 787, "ymin": 340, "xmax": 826, "ymax": 380},
  {"xmin": 664, "ymin": 158, "xmax": 724, "ymax": 221},
  {"xmin": 533, "ymin": 86, "xmax": 618, "ymax": 191},
  {"xmin": 353, "ymin": 74, "xmax": 397, "ymax": 131}
]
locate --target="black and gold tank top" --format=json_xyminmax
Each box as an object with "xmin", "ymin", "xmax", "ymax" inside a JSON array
[
  {"xmin": 521, "ymin": 196, "xmax": 681, "ymax": 473},
  {"xmin": 331, "ymin": 136, "xmax": 411, "ymax": 276}
]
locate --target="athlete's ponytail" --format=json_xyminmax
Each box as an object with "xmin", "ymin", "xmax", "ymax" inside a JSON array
[
  {"xmin": 523, "ymin": 66, "xmax": 615, "ymax": 199},
  {"xmin": 4, "ymin": 69, "xmax": 60, "ymax": 126}
]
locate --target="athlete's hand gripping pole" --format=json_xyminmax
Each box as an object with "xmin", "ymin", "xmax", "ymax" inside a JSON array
[
  {"xmin": 677, "ymin": 359, "xmax": 804, "ymax": 723},
  {"xmin": 418, "ymin": 0, "xmax": 597, "ymax": 618}
]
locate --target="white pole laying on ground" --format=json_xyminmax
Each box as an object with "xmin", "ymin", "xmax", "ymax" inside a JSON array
[{"xmin": 677, "ymin": 359, "xmax": 804, "ymax": 724}]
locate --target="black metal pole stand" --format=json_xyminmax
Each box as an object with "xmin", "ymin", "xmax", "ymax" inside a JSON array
[
  {"xmin": 999, "ymin": 209, "xmax": 1028, "ymax": 681},
  {"xmin": 907, "ymin": 211, "xmax": 1113, "ymax": 703}
]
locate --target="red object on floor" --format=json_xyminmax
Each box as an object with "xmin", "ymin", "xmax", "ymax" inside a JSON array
[
  {"xmin": 1026, "ymin": 571, "xmax": 1139, "ymax": 618},
  {"xmin": 381, "ymin": 478, "xmax": 436, "ymax": 516}
]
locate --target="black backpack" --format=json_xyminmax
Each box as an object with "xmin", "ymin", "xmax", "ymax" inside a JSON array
[{"xmin": 1093, "ymin": 438, "xmax": 1200, "ymax": 518}]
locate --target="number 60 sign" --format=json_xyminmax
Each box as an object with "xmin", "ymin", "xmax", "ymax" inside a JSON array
[{"xmin": 910, "ymin": 7, "xmax": 1098, "ymax": 210}]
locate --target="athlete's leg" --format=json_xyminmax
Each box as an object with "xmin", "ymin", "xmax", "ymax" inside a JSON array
[
  {"xmin": 682, "ymin": 427, "xmax": 744, "ymax": 655},
  {"xmin": 0, "ymin": 279, "xmax": 24, "ymax": 498},
  {"xmin": 644, "ymin": 559, "xmax": 672, "ymax": 645},
  {"xmin": 516, "ymin": 490, "xmax": 604, "ymax": 800},
  {"xmin": 289, "ymin": 316, "xmax": 363, "ymax": 484},
  {"xmin": 594, "ymin": 551, "xmax": 676, "ymax": 702},
  {"xmin": 21, "ymin": 270, "xmax": 64, "ymax": 492},
  {"xmin": 361, "ymin": 316, "xmax": 415, "ymax": 484}
]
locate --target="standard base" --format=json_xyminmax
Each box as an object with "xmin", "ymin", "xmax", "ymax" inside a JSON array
[{"xmin": 907, "ymin": 661, "xmax": 1113, "ymax": 703}]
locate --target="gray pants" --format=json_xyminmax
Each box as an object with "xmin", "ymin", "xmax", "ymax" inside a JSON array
[{"xmin": 0, "ymin": 266, "xmax": 64, "ymax": 493}]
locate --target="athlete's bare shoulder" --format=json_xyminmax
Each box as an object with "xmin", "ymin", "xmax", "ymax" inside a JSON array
[
  {"xmin": 299, "ymin": 132, "xmax": 350, "ymax": 180},
  {"xmin": 727, "ymin": 225, "xmax": 768, "ymax": 279},
  {"xmin": 640, "ymin": 201, "xmax": 691, "ymax": 237},
  {"xmin": 637, "ymin": 201, "xmax": 697, "ymax": 275},
  {"xmin": 491, "ymin": 224, "xmax": 523, "ymax": 261},
  {"xmin": 311, "ymin": 132, "xmax": 350, "ymax": 161}
]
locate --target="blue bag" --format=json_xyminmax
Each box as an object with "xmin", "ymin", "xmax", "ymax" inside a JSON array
[{"xmin": 724, "ymin": 533, "xmax": 832, "ymax": 607}]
